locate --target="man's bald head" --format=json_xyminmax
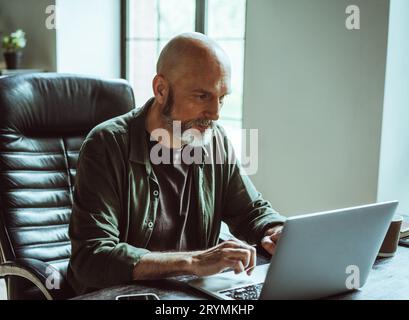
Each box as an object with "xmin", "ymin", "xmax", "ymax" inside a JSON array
[
  {"xmin": 156, "ymin": 32, "xmax": 231, "ymax": 83},
  {"xmin": 148, "ymin": 33, "xmax": 232, "ymax": 148}
]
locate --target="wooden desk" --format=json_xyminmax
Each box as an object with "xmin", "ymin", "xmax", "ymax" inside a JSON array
[{"xmin": 73, "ymin": 245, "xmax": 409, "ymax": 300}]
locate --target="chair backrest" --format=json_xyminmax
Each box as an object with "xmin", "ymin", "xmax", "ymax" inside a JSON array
[{"xmin": 0, "ymin": 73, "xmax": 135, "ymax": 298}]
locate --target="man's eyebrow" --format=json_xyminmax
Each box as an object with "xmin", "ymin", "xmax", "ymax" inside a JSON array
[
  {"xmin": 191, "ymin": 89, "xmax": 231, "ymax": 96},
  {"xmin": 192, "ymin": 89, "xmax": 212, "ymax": 94}
]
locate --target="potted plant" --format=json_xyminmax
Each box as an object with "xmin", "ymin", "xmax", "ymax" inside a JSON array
[{"xmin": 2, "ymin": 29, "xmax": 27, "ymax": 69}]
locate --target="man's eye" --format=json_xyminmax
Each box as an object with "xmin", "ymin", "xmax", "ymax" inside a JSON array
[{"xmin": 197, "ymin": 94, "xmax": 207, "ymax": 100}]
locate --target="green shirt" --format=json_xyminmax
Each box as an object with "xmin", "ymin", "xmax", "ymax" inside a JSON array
[{"xmin": 67, "ymin": 99, "xmax": 286, "ymax": 295}]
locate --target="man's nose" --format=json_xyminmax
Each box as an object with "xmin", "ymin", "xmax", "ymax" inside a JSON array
[{"xmin": 204, "ymin": 100, "xmax": 221, "ymax": 121}]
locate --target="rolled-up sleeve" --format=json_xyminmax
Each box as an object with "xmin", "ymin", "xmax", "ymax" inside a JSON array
[{"xmin": 68, "ymin": 129, "xmax": 149, "ymax": 291}]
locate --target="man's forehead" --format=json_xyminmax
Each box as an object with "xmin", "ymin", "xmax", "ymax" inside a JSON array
[
  {"xmin": 179, "ymin": 67, "xmax": 231, "ymax": 93},
  {"xmin": 167, "ymin": 53, "xmax": 231, "ymax": 96}
]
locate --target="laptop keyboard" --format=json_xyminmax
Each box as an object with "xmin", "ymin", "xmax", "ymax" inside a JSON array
[{"xmin": 219, "ymin": 283, "xmax": 264, "ymax": 300}]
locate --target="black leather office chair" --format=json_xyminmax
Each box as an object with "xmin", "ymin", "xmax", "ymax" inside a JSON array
[{"xmin": 0, "ymin": 73, "xmax": 135, "ymax": 299}]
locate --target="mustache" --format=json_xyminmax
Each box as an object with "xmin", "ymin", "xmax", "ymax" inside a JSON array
[{"xmin": 183, "ymin": 118, "xmax": 214, "ymax": 131}]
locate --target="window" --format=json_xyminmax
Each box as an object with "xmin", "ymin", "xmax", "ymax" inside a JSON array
[{"xmin": 124, "ymin": 0, "xmax": 246, "ymax": 153}]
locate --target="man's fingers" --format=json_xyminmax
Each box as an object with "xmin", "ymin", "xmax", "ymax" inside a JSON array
[
  {"xmin": 265, "ymin": 226, "xmax": 283, "ymax": 237},
  {"xmin": 220, "ymin": 240, "xmax": 257, "ymax": 275},
  {"xmin": 221, "ymin": 240, "xmax": 250, "ymax": 249},
  {"xmin": 270, "ymin": 233, "xmax": 281, "ymax": 242},
  {"xmin": 234, "ymin": 260, "xmax": 245, "ymax": 274},
  {"xmin": 247, "ymin": 246, "xmax": 257, "ymax": 275},
  {"xmin": 261, "ymin": 235, "xmax": 277, "ymax": 255},
  {"xmin": 261, "ymin": 235, "xmax": 275, "ymax": 244},
  {"xmin": 226, "ymin": 258, "xmax": 245, "ymax": 274},
  {"xmin": 222, "ymin": 248, "xmax": 251, "ymax": 269}
]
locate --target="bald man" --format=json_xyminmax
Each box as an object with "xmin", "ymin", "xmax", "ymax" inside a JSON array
[{"xmin": 67, "ymin": 33, "xmax": 286, "ymax": 295}]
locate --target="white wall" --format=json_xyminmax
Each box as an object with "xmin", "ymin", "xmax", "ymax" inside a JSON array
[
  {"xmin": 0, "ymin": 0, "xmax": 57, "ymax": 70},
  {"xmin": 0, "ymin": 0, "xmax": 120, "ymax": 77},
  {"xmin": 377, "ymin": 0, "xmax": 409, "ymax": 215},
  {"xmin": 243, "ymin": 0, "xmax": 390, "ymax": 216},
  {"xmin": 56, "ymin": 0, "xmax": 121, "ymax": 78}
]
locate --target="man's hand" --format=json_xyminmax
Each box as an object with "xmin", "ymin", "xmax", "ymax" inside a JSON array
[
  {"xmin": 261, "ymin": 225, "xmax": 283, "ymax": 255},
  {"xmin": 133, "ymin": 240, "xmax": 256, "ymax": 280},
  {"xmin": 190, "ymin": 240, "xmax": 257, "ymax": 277}
]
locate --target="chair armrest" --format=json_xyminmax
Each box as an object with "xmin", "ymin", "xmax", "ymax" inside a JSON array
[{"xmin": 0, "ymin": 258, "xmax": 74, "ymax": 300}]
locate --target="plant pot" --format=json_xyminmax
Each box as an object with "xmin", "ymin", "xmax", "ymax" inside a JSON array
[{"xmin": 3, "ymin": 51, "xmax": 23, "ymax": 69}]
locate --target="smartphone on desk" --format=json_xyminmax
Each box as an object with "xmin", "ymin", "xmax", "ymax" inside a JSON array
[{"xmin": 115, "ymin": 293, "xmax": 160, "ymax": 300}]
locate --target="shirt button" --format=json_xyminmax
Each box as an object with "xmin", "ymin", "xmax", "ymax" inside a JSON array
[
  {"xmin": 153, "ymin": 190, "xmax": 159, "ymax": 197},
  {"xmin": 147, "ymin": 221, "xmax": 154, "ymax": 229}
]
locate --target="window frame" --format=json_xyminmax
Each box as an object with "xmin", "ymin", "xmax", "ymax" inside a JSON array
[{"xmin": 120, "ymin": 0, "xmax": 208, "ymax": 78}]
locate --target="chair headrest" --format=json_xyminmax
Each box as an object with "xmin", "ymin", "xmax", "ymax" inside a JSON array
[{"xmin": 0, "ymin": 73, "xmax": 135, "ymax": 136}]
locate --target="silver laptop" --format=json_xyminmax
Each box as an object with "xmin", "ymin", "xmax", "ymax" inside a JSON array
[{"xmin": 188, "ymin": 201, "xmax": 398, "ymax": 300}]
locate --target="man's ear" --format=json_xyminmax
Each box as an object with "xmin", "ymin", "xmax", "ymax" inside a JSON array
[{"xmin": 152, "ymin": 75, "xmax": 169, "ymax": 105}]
